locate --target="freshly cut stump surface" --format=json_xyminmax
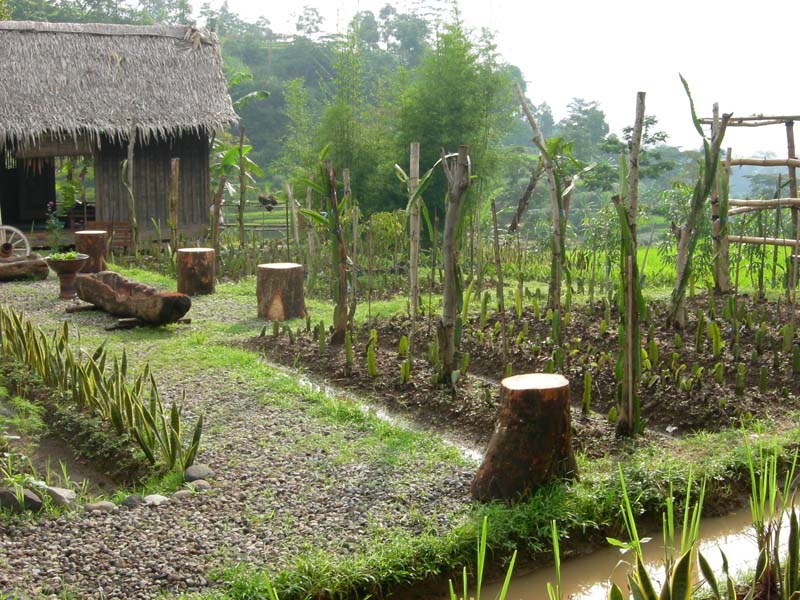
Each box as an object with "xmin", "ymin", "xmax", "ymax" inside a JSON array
[
  {"xmin": 472, "ymin": 373, "xmax": 577, "ymax": 502},
  {"xmin": 177, "ymin": 248, "xmax": 215, "ymax": 296},
  {"xmin": 257, "ymin": 262, "xmax": 306, "ymax": 321},
  {"xmin": 75, "ymin": 230, "xmax": 108, "ymax": 273}
]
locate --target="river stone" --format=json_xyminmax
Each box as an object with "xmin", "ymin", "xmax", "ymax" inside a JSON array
[
  {"xmin": 84, "ymin": 500, "xmax": 116, "ymax": 513},
  {"xmin": 189, "ymin": 479, "xmax": 211, "ymax": 492},
  {"xmin": 121, "ymin": 495, "xmax": 143, "ymax": 508},
  {"xmin": 184, "ymin": 464, "xmax": 214, "ymax": 482},
  {"xmin": 0, "ymin": 488, "xmax": 43, "ymax": 513},
  {"xmin": 172, "ymin": 490, "xmax": 192, "ymax": 500},
  {"xmin": 143, "ymin": 494, "xmax": 169, "ymax": 506},
  {"xmin": 41, "ymin": 485, "xmax": 76, "ymax": 509}
]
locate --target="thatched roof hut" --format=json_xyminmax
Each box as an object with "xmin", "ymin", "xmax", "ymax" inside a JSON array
[
  {"xmin": 0, "ymin": 21, "xmax": 237, "ymax": 151},
  {"xmin": 0, "ymin": 21, "xmax": 238, "ymax": 244}
]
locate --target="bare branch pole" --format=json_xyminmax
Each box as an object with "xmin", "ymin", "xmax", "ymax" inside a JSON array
[
  {"xmin": 408, "ymin": 142, "xmax": 421, "ymax": 357},
  {"xmin": 508, "ymin": 159, "xmax": 543, "ymax": 233},
  {"xmin": 491, "ymin": 198, "xmax": 509, "ymax": 371},
  {"xmin": 237, "ymin": 127, "xmax": 246, "ymax": 248},
  {"xmin": 709, "ymin": 104, "xmax": 731, "ymax": 293},
  {"xmin": 614, "ymin": 91, "xmax": 645, "ymax": 438},
  {"xmin": 438, "ymin": 145, "xmax": 470, "ymax": 386},
  {"xmin": 668, "ymin": 110, "xmax": 731, "ymax": 329},
  {"xmin": 514, "ymin": 83, "xmax": 562, "ymax": 311},
  {"xmin": 211, "ymin": 176, "xmax": 225, "ymax": 252}
]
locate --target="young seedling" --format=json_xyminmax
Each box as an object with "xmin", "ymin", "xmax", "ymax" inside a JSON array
[
  {"xmin": 735, "ymin": 363, "xmax": 746, "ymax": 396},
  {"xmin": 582, "ymin": 370, "xmax": 591, "ymax": 416}
]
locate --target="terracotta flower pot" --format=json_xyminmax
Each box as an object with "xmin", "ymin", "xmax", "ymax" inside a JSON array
[{"xmin": 46, "ymin": 254, "xmax": 89, "ymax": 299}]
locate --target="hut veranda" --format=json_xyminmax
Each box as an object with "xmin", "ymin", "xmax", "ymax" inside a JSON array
[{"xmin": 0, "ymin": 21, "xmax": 238, "ymax": 245}]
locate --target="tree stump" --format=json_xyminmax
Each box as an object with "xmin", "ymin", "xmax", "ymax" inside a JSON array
[
  {"xmin": 75, "ymin": 230, "xmax": 108, "ymax": 273},
  {"xmin": 257, "ymin": 263, "xmax": 306, "ymax": 321},
  {"xmin": 471, "ymin": 373, "xmax": 577, "ymax": 502},
  {"xmin": 75, "ymin": 271, "xmax": 191, "ymax": 325},
  {"xmin": 0, "ymin": 253, "xmax": 49, "ymax": 281},
  {"xmin": 177, "ymin": 248, "xmax": 215, "ymax": 295}
]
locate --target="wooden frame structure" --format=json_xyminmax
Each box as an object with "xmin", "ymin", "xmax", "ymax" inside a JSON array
[{"xmin": 698, "ymin": 113, "xmax": 800, "ymax": 291}]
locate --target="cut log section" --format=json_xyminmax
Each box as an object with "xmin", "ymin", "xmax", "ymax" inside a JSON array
[
  {"xmin": 472, "ymin": 373, "xmax": 577, "ymax": 502},
  {"xmin": 75, "ymin": 271, "xmax": 191, "ymax": 325},
  {"xmin": 177, "ymin": 248, "xmax": 215, "ymax": 295},
  {"xmin": 75, "ymin": 230, "xmax": 108, "ymax": 273},
  {"xmin": 0, "ymin": 253, "xmax": 49, "ymax": 281},
  {"xmin": 257, "ymin": 262, "xmax": 306, "ymax": 321}
]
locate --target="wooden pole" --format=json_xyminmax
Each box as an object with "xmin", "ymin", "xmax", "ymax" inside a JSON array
[
  {"xmin": 710, "ymin": 105, "xmax": 731, "ymax": 293},
  {"xmin": 438, "ymin": 146, "xmax": 470, "ymax": 385},
  {"xmin": 787, "ymin": 121, "xmax": 799, "ymax": 288},
  {"xmin": 237, "ymin": 127, "xmax": 246, "ymax": 249},
  {"xmin": 728, "ymin": 158, "xmax": 800, "ymax": 168},
  {"xmin": 211, "ymin": 175, "xmax": 226, "ymax": 252},
  {"xmin": 169, "ymin": 158, "xmax": 180, "ymax": 252},
  {"xmin": 408, "ymin": 142, "xmax": 421, "ymax": 355},
  {"xmin": 491, "ymin": 198, "xmax": 509, "ymax": 371},
  {"xmin": 727, "ymin": 235, "xmax": 800, "ymax": 247},
  {"xmin": 514, "ymin": 83, "xmax": 562, "ymax": 312},
  {"xmin": 285, "ymin": 183, "xmax": 300, "ymax": 261}
]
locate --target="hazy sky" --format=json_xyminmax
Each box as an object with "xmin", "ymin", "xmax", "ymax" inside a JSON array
[{"xmin": 197, "ymin": 0, "xmax": 799, "ymax": 156}]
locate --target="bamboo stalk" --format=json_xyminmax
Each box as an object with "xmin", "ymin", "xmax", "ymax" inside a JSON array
[
  {"xmin": 728, "ymin": 158, "xmax": 800, "ymax": 168},
  {"xmin": 168, "ymin": 158, "xmax": 180, "ymax": 253},
  {"xmin": 729, "ymin": 198, "xmax": 800, "ymax": 207},
  {"xmin": 727, "ymin": 235, "xmax": 800, "ymax": 247}
]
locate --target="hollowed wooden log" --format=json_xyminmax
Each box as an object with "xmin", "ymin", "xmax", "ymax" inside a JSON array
[
  {"xmin": 75, "ymin": 271, "xmax": 191, "ymax": 325},
  {"xmin": 75, "ymin": 230, "xmax": 108, "ymax": 273},
  {"xmin": 257, "ymin": 263, "xmax": 306, "ymax": 321},
  {"xmin": 472, "ymin": 373, "xmax": 577, "ymax": 502},
  {"xmin": 177, "ymin": 248, "xmax": 215, "ymax": 295},
  {"xmin": 0, "ymin": 253, "xmax": 49, "ymax": 281}
]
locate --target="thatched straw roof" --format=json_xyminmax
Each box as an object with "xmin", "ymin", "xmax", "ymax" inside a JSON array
[{"xmin": 0, "ymin": 21, "xmax": 238, "ymax": 151}]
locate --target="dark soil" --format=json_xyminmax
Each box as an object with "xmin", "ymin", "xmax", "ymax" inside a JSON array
[{"xmin": 248, "ymin": 291, "xmax": 800, "ymax": 459}]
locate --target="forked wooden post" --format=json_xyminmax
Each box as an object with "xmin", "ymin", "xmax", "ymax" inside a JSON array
[
  {"xmin": 177, "ymin": 248, "xmax": 215, "ymax": 295},
  {"xmin": 75, "ymin": 230, "xmax": 108, "ymax": 273},
  {"xmin": 257, "ymin": 262, "xmax": 306, "ymax": 321},
  {"xmin": 472, "ymin": 373, "xmax": 577, "ymax": 502}
]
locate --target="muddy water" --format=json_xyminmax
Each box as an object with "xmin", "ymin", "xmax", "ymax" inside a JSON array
[{"xmin": 482, "ymin": 505, "xmax": 780, "ymax": 599}]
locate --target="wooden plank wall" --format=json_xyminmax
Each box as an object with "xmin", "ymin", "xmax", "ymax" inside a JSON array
[{"xmin": 94, "ymin": 133, "xmax": 210, "ymax": 236}]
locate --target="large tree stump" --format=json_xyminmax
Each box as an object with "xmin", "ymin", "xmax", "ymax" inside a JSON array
[
  {"xmin": 75, "ymin": 271, "xmax": 191, "ymax": 325},
  {"xmin": 0, "ymin": 253, "xmax": 49, "ymax": 281},
  {"xmin": 177, "ymin": 248, "xmax": 215, "ymax": 295},
  {"xmin": 472, "ymin": 373, "xmax": 577, "ymax": 502},
  {"xmin": 75, "ymin": 230, "xmax": 108, "ymax": 273},
  {"xmin": 257, "ymin": 263, "xmax": 306, "ymax": 321}
]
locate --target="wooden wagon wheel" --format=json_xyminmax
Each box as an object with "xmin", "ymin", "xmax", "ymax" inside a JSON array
[{"xmin": 0, "ymin": 225, "xmax": 31, "ymax": 258}]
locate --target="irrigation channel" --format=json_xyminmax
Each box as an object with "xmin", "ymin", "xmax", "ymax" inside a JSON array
[
  {"xmin": 293, "ymin": 361, "xmax": 779, "ymax": 600},
  {"xmin": 481, "ymin": 504, "xmax": 782, "ymax": 599}
]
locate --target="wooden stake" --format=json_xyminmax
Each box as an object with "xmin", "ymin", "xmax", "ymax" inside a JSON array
[{"xmin": 491, "ymin": 198, "xmax": 509, "ymax": 370}]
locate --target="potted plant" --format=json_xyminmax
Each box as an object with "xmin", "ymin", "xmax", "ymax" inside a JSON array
[{"xmin": 45, "ymin": 251, "xmax": 88, "ymax": 299}]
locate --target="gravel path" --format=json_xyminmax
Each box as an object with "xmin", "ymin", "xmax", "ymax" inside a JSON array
[{"xmin": 0, "ymin": 278, "xmax": 476, "ymax": 599}]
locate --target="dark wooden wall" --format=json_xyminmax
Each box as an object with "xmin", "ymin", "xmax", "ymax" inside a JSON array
[
  {"xmin": 94, "ymin": 133, "xmax": 210, "ymax": 232},
  {"xmin": 0, "ymin": 155, "xmax": 54, "ymax": 223}
]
